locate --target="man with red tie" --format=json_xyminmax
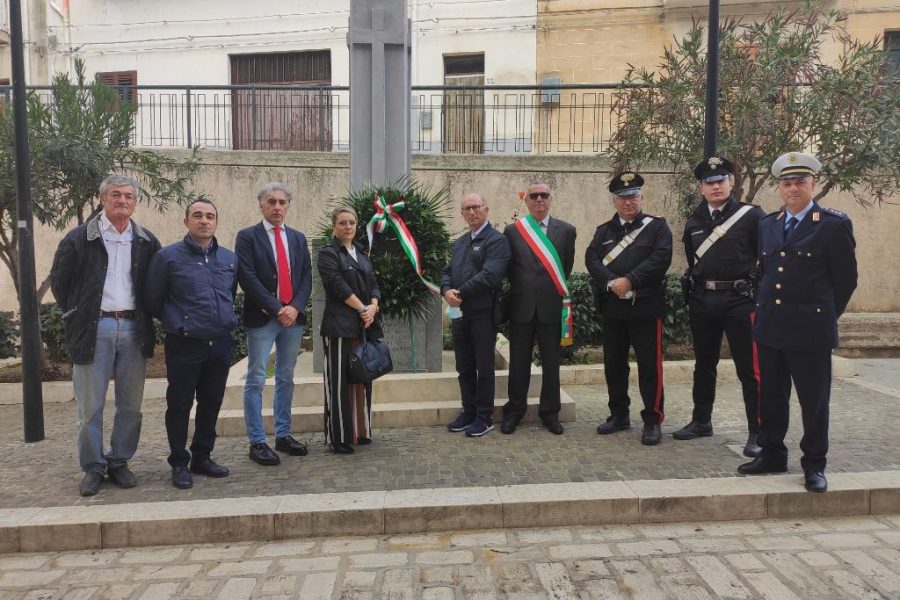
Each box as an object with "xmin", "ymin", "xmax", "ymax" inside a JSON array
[{"xmin": 236, "ymin": 183, "xmax": 313, "ymax": 466}]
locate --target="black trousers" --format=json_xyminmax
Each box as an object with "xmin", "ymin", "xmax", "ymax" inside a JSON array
[
  {"xmin": 322, "ymin": 336, "xmax": 373, "ymax": 446},
  {"xmin": 756, "ymin": 345, "xmax": 832, "ymax": 473},
  {"xmin": 504, "ymin": 316, "xmax": 561, "ymax": 422},
  {"xmin": 451, "ymin": 317, "xmax": 497, "ymax": 421},
  {"xmin": 164, "ymin": 334, "xmax": 232, "ymax": 467},
  {"xmin": 603, "ymin": 316, "xmax": 665, "ymax": 426},
  {"xmin": 689, "ymin": 309, "xmax": 760, "ymax": 432}
]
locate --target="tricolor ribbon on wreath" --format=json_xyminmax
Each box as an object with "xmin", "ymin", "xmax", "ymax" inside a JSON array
[
  {"xmin": 514, "ymin": 213, "xmax": 574, "ymax": 346},
  {"xmin": 366, "ymin": 194, "xmax": 441, "ymax": 295}
]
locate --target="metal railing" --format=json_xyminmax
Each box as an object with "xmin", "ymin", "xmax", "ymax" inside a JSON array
[{"xmin": 10, "ymin": 83, "xmax": 643, "ymax": 154}]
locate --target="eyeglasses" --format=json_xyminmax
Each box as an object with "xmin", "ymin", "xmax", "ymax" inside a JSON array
[
  {"xmin": 461, "ymin": 205, "xmax": 485, "ymax": 212},
  {"xmin": 527, "ymin": 192, "xmax": 551, "ymax": 200}
]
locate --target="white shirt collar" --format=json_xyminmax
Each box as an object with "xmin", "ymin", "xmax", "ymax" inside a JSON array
[
  {"xmin": 99, "ymin": 213, "xmax": 132, "ymax": 235},
  {"xmin": 470, "ymin": 221, "xmax": 490, "ymax": 239},
  {"xmin": 263, "ymin": 219, "xmax": 285, "ymax": 233}
]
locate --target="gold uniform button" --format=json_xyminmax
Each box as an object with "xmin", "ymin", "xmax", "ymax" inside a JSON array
[
  {"xmin": 817, "ymin": 308, "xmax": 821, "ymax": 313},
  {"xmin": 778, "ymin": 267, "xmax": 784, "ymax": 272},
  {"xmin": 775, "ymin": 299, "xmax": 782, "ymax": 305},
  {"xmin": 780, "ymin": 251, "xmax": 786, "ymax": 257},
  {"xmin": 775, "ymin": 284, "xmax": 782, "ymax": 289}
]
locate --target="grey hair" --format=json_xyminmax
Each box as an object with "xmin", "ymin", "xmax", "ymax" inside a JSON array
[
  {"xmin": 257, "ymin": 182, "xmax": 293, "ymax": 204},
  {"xmin": 528, "ymin": 179, "xmax": 551, "ymax": 192},
  {"xmin": 99, "ymin": 175, "xmax": 140, "ymax": 198}
]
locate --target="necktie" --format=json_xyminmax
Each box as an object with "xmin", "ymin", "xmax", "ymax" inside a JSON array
[
  {"xmin": 784, "ymin": 216, "xmax": 799, "ymax": 242},
  {"xmin": 711, "ymin": 209, "xmax": 722, "ymax": 223},
  {"xmin": 273, "ymin": 226, "xmax": 292, "ymax": 304}
]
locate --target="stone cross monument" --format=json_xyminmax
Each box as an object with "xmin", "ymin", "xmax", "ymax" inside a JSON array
[{"xmin": 347, "ymin": 0, "xmax": 411, "ymax": 190}]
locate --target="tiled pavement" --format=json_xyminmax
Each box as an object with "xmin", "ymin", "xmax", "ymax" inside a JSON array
[
  {"xmin": 1, "ymin": 364, "xmax": 899, "ymax": 508},
  {"xmin": 1, "ymin": 514, "xmax": 899, "ymax": 599}
]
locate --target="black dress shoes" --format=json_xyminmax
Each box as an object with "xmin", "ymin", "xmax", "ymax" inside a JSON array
[
  {"xmin": 804, "ymin": 471, "xmax": 827, "ymax": 493},
  {"xmin": 737, "ymin": 456, "xmax": 787, "ymax": 475},
  {"xmin": 171, "ymin": 465, "xmax": 193, "ymax": 489},
  {"xmin": 596, "ymin": 416, "xmax": 631, "ymax": 435},
  {"xmin": 249, "ymin": 443, "xmax": 281, "ymax": 466},
  {"xmin": 190, "ymin": 458, "xmax": 230, "ymax": 478},
  {"xmin": 542, "ymin": 418, "xmax": 564, "ymax": 435},
  {"xmin": 332, "ymin": 442, "xmax": 354, "ymax": 454},
  {"xmin": 743, "ymin": 434, "xmax": 762, "ymax": 458},
  {"xmin": 641, "ymin": 423, "xmax": 662, "ymax": 446},
  {"xmin": 107, "ymin": 463, "xmax": 137, "ymax": 488},
  {"xmin": 275, "ymin": 435, "xmax": 309, "ymax": 456},
  {"xmin": 672, "ymin": 421, "xmax": 713, "ymax": 440},
  {"xmin": 79, "ymin": 471, "xmax": 104, "ymax": 496},
  {"xmin": 500, "ymin": 417, "xmax": 519, "ymax": 435}
]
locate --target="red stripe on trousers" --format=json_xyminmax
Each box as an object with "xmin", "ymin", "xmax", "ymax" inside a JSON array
[{"xmin": 749, "ymin": 311, "xmax": 761, "ymax": 427}]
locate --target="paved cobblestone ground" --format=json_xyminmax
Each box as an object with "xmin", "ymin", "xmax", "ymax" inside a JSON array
[
  {"xmin": 1, "ymin": 363, "xmax": 898, "ymax": 507},
  {"xmin": 1, "ymin": 514, "xmax": 899, "ymax": 599}
]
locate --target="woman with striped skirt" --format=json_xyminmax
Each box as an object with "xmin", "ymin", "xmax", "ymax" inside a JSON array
[{"xmin": 317, "ymin": 207, "xmax": 382, "ymax": 454}]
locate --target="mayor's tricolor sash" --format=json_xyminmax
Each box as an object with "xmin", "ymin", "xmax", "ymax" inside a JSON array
[{"xmin": 514, "ymin": 214, "xmax": 573, "ymax": 346}]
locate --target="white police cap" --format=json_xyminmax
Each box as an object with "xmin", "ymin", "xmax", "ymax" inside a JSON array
[{"xmin": 771, "ymin": 152, "xmax": 821, "ymax": 179}]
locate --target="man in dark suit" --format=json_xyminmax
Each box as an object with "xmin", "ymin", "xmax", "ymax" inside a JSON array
[
  {"xmin": 585, "ymin": 172, "xmax": 672, "ymax": 445},
  {"xmin": 502, "ymin": 180, "xmax": 576, "ymax": 435},
  {"xmin": 738, "ymin": 152, "xmax": 857, "ymax": 493},
  {"xmin": 236, "ymin": 182, "xmax": 313, "ymax": 466},
  {"xmin": 442, "ymin": 193, "xmax": 511, "ymax": 437}
]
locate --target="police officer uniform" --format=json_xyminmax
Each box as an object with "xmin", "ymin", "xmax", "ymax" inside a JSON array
[
  {"xmin": 738, "ymin": 152, "xmax": 857, "ymax": 493},
  {"xmin": 674, "ymin": 157, "xmax": 766, "ymax": 457},
  {"xmin": 585, "ymin": 172, "xmax": 673, "ymax": 445}
]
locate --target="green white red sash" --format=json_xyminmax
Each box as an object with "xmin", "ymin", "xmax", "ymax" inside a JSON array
[
  {"xmin": 366, "ymin": 194, "xmax": 440, "ymax": 295},
  {"xmin": 515, "ymin": 214, "xmax": 574, "ymax": 346}
]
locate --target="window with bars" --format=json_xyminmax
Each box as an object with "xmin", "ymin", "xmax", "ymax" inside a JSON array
[
  {"xmin": 886, "ymin": 31, "xmax": 900, "ymax": 78},
  {"xmin": 95, "ymin": 70, "xmax": 137, "ymax": 106}
]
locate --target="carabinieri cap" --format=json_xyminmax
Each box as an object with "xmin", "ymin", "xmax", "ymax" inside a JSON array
[
  {"xmin": 694, "ymin": 156, "xmax": 734, "ymax": 183},
  {"xmin": 609, "ymin": 171, "xmax": 644, "ymax": 197}
]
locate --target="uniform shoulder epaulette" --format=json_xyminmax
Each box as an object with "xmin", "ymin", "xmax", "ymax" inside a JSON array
[
  {"xmin": 738, "ymin": 200, "xmax": 760, "ymax": 208},
  {"xmin": 821, "ymin": 206, "xmax": 848, "ymax": 219},
  {"xmin": 646, "ymin": 214, "xmax": 665, "ymax": 220}
]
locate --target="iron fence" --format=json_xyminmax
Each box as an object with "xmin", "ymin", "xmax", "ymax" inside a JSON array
[{"xmin": 8, "ymin": 84, "xmax": 643, "ymax": 154}]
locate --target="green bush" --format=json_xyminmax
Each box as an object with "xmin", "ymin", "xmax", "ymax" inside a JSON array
[
  {"xmin": 663, "ymin": 271, "xmax": 692, "ymax": 348},
  {"xmin": 230, "ymin": 291, "xmax": 248, "ymax": 365},
  {"xmin": 39, "ymin": 303, "xmax": 68, "ymax": 363},
  {"xmin": 0, "ymin": 311, "xmax": 18, "ymax": 359}
]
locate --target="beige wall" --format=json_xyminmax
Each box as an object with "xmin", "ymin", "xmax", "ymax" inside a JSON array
[
  {"xmin": 536, "ymin": 0, "xmax": 900, "ymax": 84},
  {"xmin": 2, "ymin": 150, "xmax": 895, "ymax": 313}
]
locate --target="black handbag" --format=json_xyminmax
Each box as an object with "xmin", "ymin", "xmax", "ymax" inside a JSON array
[{"xmin": 348, "ymin": 328, "xmax": 393, "ymax": 383}]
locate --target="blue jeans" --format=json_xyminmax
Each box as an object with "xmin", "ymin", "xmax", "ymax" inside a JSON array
[
  {"xmin": 243, "ymin": 319, "xmax": 304, "ymax": 444},
  {"xmin": 72, "ymin": 317, "xmax": 146, "ymax": 474}
]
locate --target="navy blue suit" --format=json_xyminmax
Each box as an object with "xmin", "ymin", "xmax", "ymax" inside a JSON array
[
  {"xmin": 235, "ymin": 222, "xmax": 313, "ymax": 327},
  {"xmin": 753, "ymin": 202, "xmax": 857, "ymax": 473}
]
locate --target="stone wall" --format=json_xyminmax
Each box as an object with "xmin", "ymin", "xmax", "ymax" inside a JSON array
[{"xmin": 2, "ymin": 149, "xmax": 896, "ymax": 312}]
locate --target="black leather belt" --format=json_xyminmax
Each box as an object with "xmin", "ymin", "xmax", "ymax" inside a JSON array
[{"xmin": 100, "ymin": 310, "xmax": 136, "ymax": 319}]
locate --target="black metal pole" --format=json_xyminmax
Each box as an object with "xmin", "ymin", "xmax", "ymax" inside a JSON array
[
  {"xmin": 10, "ymin": 0, "xmax": 45, "ymax": 442},
  {"xmin": 704, "ymin": 0, "xmax": 720, "ymax": 157}
]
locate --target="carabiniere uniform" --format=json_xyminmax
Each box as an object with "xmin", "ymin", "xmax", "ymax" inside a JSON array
[
  {"xmin": 585, "ymin": 194, "xmax": 672, "ymax": 429},
  {"xmin": 681, "ymin": 160, "xmax": 766, "ymax": 445}
]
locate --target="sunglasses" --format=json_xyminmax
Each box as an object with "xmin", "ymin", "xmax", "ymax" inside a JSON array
[{"xmin": 527, "ymin": 192, "xmax": 551, "ymax": 200}]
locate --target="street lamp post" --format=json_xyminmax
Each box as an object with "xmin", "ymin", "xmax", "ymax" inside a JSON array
[
  {"xmin": 704, "ymin": 0, "xmax": 720, "ymax": 157},
  {"xmin": 10, "ymin": 0, "xmax": 45, "ymax": 442}
]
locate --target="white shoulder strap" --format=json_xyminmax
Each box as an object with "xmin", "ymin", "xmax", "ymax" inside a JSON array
[
  {"xmin": 695, "ymin": 205, "xmax": 754, "ymax": 261},
  {"xmin": 602, "ymin": 216, "xmax": 654, "ymax": 266}
]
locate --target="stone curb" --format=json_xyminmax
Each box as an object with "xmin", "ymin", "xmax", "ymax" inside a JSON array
[
  {"xmin": 1, "ymin": 470, "xmax": 897, "ymax": 554},
  {"xmin": 0, "ymin": 356, "xmax": 857, "ymax": 406}
]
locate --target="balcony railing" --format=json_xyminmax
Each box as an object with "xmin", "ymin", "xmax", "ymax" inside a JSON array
[{"xmin": 7, "ymin": 83, "xmax": 645, "ymax": 154}]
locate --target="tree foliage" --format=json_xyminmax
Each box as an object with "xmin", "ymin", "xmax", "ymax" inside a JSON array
[
  {"xmin": 0, "ymin": 58, "xmax": 201, "ymax": 295},
  {"xmin": 609, "ymin": 1, "xmax": 899, "ymax": 214}
]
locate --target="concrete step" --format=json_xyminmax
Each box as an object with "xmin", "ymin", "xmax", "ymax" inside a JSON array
[
  {"xmin": 220, "ymin": 370, "xmax": 550, "ymax": 410},
  {"xmin": 837, "ymin": 313, "xmax": 900, "ymax": 357},
  {"xmin": 208, "ymin": 390, "xmax": 576, "ymax": 437}
]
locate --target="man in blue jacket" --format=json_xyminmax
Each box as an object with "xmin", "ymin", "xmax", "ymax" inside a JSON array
[
  {"xmin": 737, "ymin": 152, "xmax": 857, "ymax": 493},
  {"xmin": 145, "ymin": 198, "xmax": 239, "ymax": 490},
  {"xmin": 236, "ymin": 183, "xmax": 312, "ymax": 466},
  {"xmin": 441, "ymin": 193, "xmax": 511, "ymax": 437}
]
